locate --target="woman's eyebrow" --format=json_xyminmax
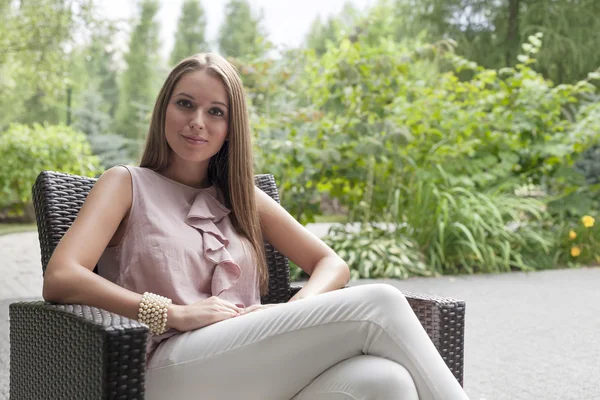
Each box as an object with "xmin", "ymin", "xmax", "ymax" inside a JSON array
[
  {"xmin": 213, "ymin": 101, "xmax": 228, "ymax": 109},
  {"xmin": 174, "ymin": 92, "xmax": 195, "ymax": 99}
]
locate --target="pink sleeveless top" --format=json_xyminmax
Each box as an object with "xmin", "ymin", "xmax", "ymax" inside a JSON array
[{"xmin": 97, "ymin": 165, "xmax": 261, "ymax": 362}]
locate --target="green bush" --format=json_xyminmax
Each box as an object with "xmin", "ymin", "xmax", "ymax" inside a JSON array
[
  {"xmin": 323, "ymin": 223, "xmax": 432, "ymax": 280},
  {"xmin": 389, "ymin": 167, "xmax": 556, "ymax": 274},
  {"xmin": 0, "ymin": 123, "xmax": 101, "ymax": 219},
  {"xmin": 246, "ymin": 29, "xmax": 600, "ymax": 278},
  {"xmin": 253, "ymin": 34, "xmax": 597, "ymax": 222}
]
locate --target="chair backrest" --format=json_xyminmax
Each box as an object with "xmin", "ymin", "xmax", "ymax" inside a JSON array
[{"xmin": 31, "ymin": 170, "xmax": 291, "ymax": 303}]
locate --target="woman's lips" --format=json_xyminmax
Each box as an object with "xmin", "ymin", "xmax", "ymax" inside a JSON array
[{"xmin": 182, "ymin": 134, "xmax": 208, "ymax": 145}]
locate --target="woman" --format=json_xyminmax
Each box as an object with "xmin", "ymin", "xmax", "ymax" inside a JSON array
[{"xmin": 42, "ymin": 53, "xmax": 469, "ymax": 400}]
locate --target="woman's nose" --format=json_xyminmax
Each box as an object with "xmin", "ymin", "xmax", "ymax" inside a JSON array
[{"xmin": 189, "ymin": 112, "xmax": 205, "ymax": 130}]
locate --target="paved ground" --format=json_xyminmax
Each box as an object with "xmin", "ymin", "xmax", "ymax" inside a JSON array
[{"xmin": 1, "ymin": 231, "xmax": 599, "ymax": 399}]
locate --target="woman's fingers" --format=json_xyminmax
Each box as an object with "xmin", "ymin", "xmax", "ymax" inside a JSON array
[
  {"xmin": 213, "ymin": 297, "xmax": 242, "ymax": 313},
  {"xmin": 208, "ymin": 308, "xmax": 238, "ymax": 325},
  {"xmin": 241, "ymin": 304, "xmax": 279, "ymax": 314}
]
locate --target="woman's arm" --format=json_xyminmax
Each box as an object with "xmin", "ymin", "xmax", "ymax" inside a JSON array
[
  {"xmin": 42, "ymin": 166, "xmax": 146, "ymax": 319},
  {"xmin": 43, "ymin": 166, "xmax": 243, "ymax": 331},
  {"xmin": 255, "ymin": 187, "xmax": 350, "ymax": 301}
]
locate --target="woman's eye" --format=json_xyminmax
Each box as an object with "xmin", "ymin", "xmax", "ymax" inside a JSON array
[
  {"xmin": 209, "ymin": 108, "xmax": 224, "ymax": 116},
  {"xmin": 176, "ymin": 99, "xmax": 193, "ymax": 108}
]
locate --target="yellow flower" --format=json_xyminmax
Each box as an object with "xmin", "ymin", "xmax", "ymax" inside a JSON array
[
  {"xmin": 571, "ymin": 246, "xmax": 581, "ymax": 257},
  {"xmin": 582, "ymin": 215, "xmax": 595, "ymax": 228},
  {"xmin": 569, "ymin": 230, "xmax": 577, "ymax": 240}
]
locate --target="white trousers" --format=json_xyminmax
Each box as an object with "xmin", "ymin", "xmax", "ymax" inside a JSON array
[{"xmin": 146, "ymin": 284, "xmax": 469, "ymax": 400}]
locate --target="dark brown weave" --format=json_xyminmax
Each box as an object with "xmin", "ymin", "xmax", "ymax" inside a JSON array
[
  {"xmin": 403, "ymin": 291, "xmax": 466, "ymax": 385},
  {"xmin": 9, "ymin": 302, "xmax": 147, "ymax": 400},
  {"xmin": 10, "ymin": 170, "xmax": 465, "ymax": 399}
]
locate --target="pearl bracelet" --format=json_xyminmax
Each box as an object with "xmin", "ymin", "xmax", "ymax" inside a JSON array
[{"xmin": 138, "ymin": 292, "xmax": 172, "ymax": 336}]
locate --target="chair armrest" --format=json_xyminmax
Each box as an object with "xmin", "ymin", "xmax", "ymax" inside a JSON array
[
  {"xmin": 402, "ymin": 291, "xmax": 465, "ymax": 386},
  {"xmin": 9, "ymin": 301, "xmax": 149, "ymax": 400},
  {"xmin": 289, "ymin": 286, "xmax": 465, "ymax": 386}
]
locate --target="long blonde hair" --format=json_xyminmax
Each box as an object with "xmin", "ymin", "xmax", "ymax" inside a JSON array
[{"xmin": 140, "ymin": 53, "xmax": 268, "ymax": 295}]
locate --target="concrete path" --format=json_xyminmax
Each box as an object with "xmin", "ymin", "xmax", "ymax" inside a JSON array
[{"xmin": 1, "ymin": 231, "xmax": 599, "ymax": 399}]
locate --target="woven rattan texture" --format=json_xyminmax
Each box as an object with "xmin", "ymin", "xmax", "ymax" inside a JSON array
[
  {"xmin": 31, "ymin": 171, "xmax": 97, "ymax": 273},
  {"xmin": 404, "ymin": 291, "xmax": 466, "ymax": 385},
  {"xmin": 254, "ymin": 174, "xmax": 292, "ymax": 305},
  {"xmin": 9, "ymin": 302, "xmax": 148, "ymax": 400}
]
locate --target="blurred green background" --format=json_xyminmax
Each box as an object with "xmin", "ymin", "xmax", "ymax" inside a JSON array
[{"xmin": 1, "ymin": 0, "xmax": 599, "ymax": 279}]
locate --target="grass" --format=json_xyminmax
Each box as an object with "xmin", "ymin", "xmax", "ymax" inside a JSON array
[
  {"xmin": 313, "ymin": 214, "xmax": 348, "ymax": 223},
  {"xmin": 0, "ymin": 223, "xmax": 37, "ymax": 236}
]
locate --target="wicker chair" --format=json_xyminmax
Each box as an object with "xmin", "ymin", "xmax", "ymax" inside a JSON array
[{"xmin": 9, "ymin": 170, "xmax": 466, "ymax": 400}]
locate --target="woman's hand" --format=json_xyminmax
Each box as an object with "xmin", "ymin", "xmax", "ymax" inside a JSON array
[
  {"xmin": 168, "ymin": 296, "xmax": 242, "ymax": 332},
  {"xmin": 240, "ymin": 303, "xmax": 280, "ymax": 315}
]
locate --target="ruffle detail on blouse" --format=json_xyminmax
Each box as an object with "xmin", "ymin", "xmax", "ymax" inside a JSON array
[{"xmin": 185, "ymin": 190, "xmax": 241, "ymax": 296}]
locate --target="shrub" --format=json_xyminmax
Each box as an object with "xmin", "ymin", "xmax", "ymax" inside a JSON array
[
  {"xmin": 323, "ymin": 223, "xmax": 431, "ymax": 280},
  {"xmin": 0, "ymin": 123, "xmax": 101, "ymax": 219},
  {"xmin": 389, "ymin": 167, "xmax": 556, "ymax": 274}
]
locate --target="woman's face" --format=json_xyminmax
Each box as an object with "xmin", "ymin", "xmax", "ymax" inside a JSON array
[{"xmin": 164, "ymin": 69, "xmax": 229, "ymax": 168}]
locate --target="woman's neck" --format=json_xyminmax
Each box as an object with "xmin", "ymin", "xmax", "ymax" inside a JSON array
[{"xmin": 162, "ymin": 160, "xmax": 211, "ymax": 189}]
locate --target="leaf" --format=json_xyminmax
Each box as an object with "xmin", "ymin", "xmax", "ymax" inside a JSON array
[{"xmin": 588, "ymin": 72, "xmax": 600, "ymax": 80}]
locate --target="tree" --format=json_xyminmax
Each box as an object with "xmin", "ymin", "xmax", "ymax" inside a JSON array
[
  {"xmin": 217, "ymin": 0, "xmax": 267, "ymax": 59},
  {"xmin": 389, "ymin": 0, "xmax": 600, "ymax": 83},
  {"xmin": 518, "ymin": 0, "xmax": 600, "ymax": 83},
  {"xmin": 305, "ymin": 2, "xmax": 361, "ymax": 55},
  {"xmin": 88, "ymin": 24, "xmax": 120, "ymax": 117},
  {"xmin": 305, "ymin": 16, "xmax": 340, "ymax": 55},
  {"xmin": 72, "ymin": 90, "xmax": 112, "ymax": 137},
  {"xmin": 170, "ymin": 0, "xmax": 208, "ymax": 65},
  {"xmin": 69, "ymin": 21, "xmax": 120, "ymax": 119},
  {"xmin": 0, "ymin": 0, "xmax": 90, "ymax": 128},
  {"xmin": 115, "ymin": 0, "xmax": 162, "ymax": 142}
]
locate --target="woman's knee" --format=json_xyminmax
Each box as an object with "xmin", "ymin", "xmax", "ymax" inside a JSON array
[
  {"xmin": 350, "ymin": 356, "xmax": 418, "ymax": 399},
  {"xmin": 295, "ymin": 355, "xmax": 418, "ymax": 400},
  {"xmin": 354, "ymin": 283, "xmax": 410, "ymax": 314}
]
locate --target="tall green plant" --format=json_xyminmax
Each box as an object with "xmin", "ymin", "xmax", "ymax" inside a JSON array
[
  {"xmin": 115, "ymin": 0, "xmax": 161, "ymax": 142},
  {"xmin": 390, "ymin": 167, "xmax": 555, "ymax": 274},
  {"xmin": 0, "ymin": 0, "xmax": 93, "ymax": 127},
  {"xmin": 218, "ymin": 0, "xmax": 267, "ymax": 59},
  {"xmin": 170, "ymin": 0, "xmax": 208, "ymax": 65}
]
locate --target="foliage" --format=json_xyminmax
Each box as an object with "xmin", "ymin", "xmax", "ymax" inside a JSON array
[
  {"xmin": 557, "ymin": 215, "xmax": 600, "ymax": 266},
  {"xmin": 69, "ymin": 21, "xmax": 121, "ymax": 118},
  {"xmin": 255, "ymin": 33, "xmax": 597, "ymax": 223},
  {"xmin": 304, "ymin": 2, "xmax": 360, "ymax": 55},
  {"xmin": 2, "ymin": 0, "xmax": 600, "ymax": 279},
  {"xmin": 0, "ymin": 124, "xmax": 101, "ymax": 219},
  {"xmin": 218, "ymin": 0, "xmax": 268, "ymax": 59},
  {"xmin": 73, "ymin": 90, "xmax": 139, "ymax": 169},
  {"xmin": 250, "ymin": 22, "xmax": 600, "ymax": 278},
  {"xmin": 306, "ymin": 0, "xmax": 600, "ymax": 84},
  {"xmin": 115, "ymin": 0, "xmax": 162, "ymax": 141},
  {"xmin": 390, "ymin": 167, "xmax": 556, "ymax": 274},
  {"xmin": 575, "ymin": 145, "xmax": 600, "ymax": 185},
  {"xmin": 73, "ymin": 90, "xmax": 112, "ymax": 137},
  {"xmin": 170, "ymin": 0, "xmax": 209, "ymax": 66},
  {"xmin": 323, "ymin": 223, "xmax": 431, "ymax": 279},
  {"xmin": 0, "ymin": 0, "xmax": 93, "ymax": 129},
  {"xmin": 87, "ymin": 134, "xmax": 139, "ymax": 170}
]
